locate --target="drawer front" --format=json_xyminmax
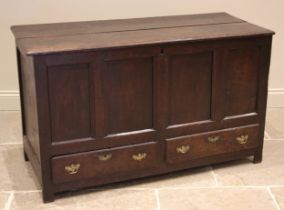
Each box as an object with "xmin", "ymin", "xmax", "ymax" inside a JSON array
[
  {"xmin": 52, "ymin": 142, "xmax": 159, "ymax": 184},
  {"xmin": 166, "ymin": 125, "xmax": 259, "ymax": 163}
]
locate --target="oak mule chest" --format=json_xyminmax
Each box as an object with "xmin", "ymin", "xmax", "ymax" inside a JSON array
[{"xmin": 11, "ymin": 13, "xmax": 274, "ymax": 202}]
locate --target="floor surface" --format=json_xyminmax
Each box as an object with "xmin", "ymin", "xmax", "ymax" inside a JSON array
[{"xmin": 0, "ymin": 108, "xmax": 284, "ymax": 210}]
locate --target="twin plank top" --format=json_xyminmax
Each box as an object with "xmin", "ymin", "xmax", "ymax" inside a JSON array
[{"xmin": 11, "ymin": 12, "xmax": 274, "ymax": 55}]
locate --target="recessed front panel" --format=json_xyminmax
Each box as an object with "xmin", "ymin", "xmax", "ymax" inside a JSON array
[
  {"xmin": 103, "ymin": 57, "xmax": 154, "ymax": 135},
  {"xmin": 168, "ymin": 52, "xmax": 213, "ymax": 126},
  {"xmin": 225, "ymin": 47, "xmax": 260, "ymax": 117},
  {"xmin": 48, "ymin": 64, "xmax": 92, "ymax": 142}
]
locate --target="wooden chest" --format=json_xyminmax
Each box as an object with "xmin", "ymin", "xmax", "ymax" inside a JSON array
[{"xmin": 11, "ymin": 12, "xmax": 274, "ymax": 202}]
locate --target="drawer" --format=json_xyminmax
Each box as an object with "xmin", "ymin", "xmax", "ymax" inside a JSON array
[
  {"xmin": 166, "ymin": 125, "xmax": 260, "ymax": 163},
  {"xmin": 52, "ymin": 142, "xmax": 159, "ymax": 184}
]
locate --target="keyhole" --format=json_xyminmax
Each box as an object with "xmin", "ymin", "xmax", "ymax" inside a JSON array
[{"xmin": 160, "ymin": 48, "xmax": 164, "ymax": 55}]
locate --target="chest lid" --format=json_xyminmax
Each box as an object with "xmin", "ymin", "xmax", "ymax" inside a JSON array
[{"xmin": 11, "ymin": 12, "xmax": 274, "ymax": 55}]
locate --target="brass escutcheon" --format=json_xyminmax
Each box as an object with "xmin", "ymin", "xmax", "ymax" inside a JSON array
[
  {"xmin": 64, "ymin": 163, "xmax": 80, "ymax": 175},
  {"xmin": 208, "ymin": 136, "xmax": 220, "ymax": 143},
  {"xmin": 98, "ymin": 153, "xmax": 112, "ymax": 161},
  {"xmin": 236, "ymin": 134, "xmax": 249, "ymax": 145},
  {"xmin": 132, "ymin": 153, "xmax": 147, "ymax": 161},
  {"xmin": 176, "ymin": 145, "xmax": 190, "ymax": 154}
]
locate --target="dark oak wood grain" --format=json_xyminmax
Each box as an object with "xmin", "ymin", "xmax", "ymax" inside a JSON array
[
  {"xmin": 11, "ymin": 12, "xmax": 274, "ymax": 55},
  {"xmin": 168, "ymin": 51, "xmax": 213, "ymax": 125},
  {"xmin": 52, "ymin": 142, "xmax": 159, "ymax": 184},
  {"xmin": 48, "ymin": 64, "xmax": 92, "ymax": 142},
  {"xmin": 166, "ymin": 124, "xmax": 259, "ymax": 163},
  {"xmin": 11, "ymin": 13, "xmax": 274, "ymax": 202},
  {"xmin": 225, "ymin": 47, "xmax": 259, "ymax": 116},
  {"xmin": 11, "ymin": 13, "xmax": 243, "ymax": 39},
  {"xmin": 103, "ymin": 57, "xmax": 154, "ymax": 134}
]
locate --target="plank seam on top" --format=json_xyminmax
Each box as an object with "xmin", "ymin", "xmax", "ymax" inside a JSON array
[
  {"xmin": 14, "ymin": 21, "xmax": 245, "ymax": 40},
  {"xmin": 11, "ymin": 13, "xmax": 244, "ymax": 39},
  {"xmin": 18, "ymin": 23, "xmax": 275, "ymax": 55}
]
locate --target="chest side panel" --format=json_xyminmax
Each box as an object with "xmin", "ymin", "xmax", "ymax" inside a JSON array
[{"xmin": 20, "ymin": 53, "xmax": 41, "ymax": 158}]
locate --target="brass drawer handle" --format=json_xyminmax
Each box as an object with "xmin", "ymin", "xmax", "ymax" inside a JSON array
[
  {"xmin": 236, "ymin": 134, "xmax": 249, "ymax": 145},
  {"xmin": 176, "ymin": 145, "xmax": 190, "ymax": 154},
  {"xmin": 132, "ymin": 153, "xmax": 147, "ymax": 161},
  {"xmin": 98, "ymin": 153, "xmax": 112, "ymax": 161},
  {"xmin": 65, "ymin": 163, "xmax": 80, "ymax": 175},
  {"xmin": 208, "ymin": 136, "xmax": 220, "ymax": 143}
]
